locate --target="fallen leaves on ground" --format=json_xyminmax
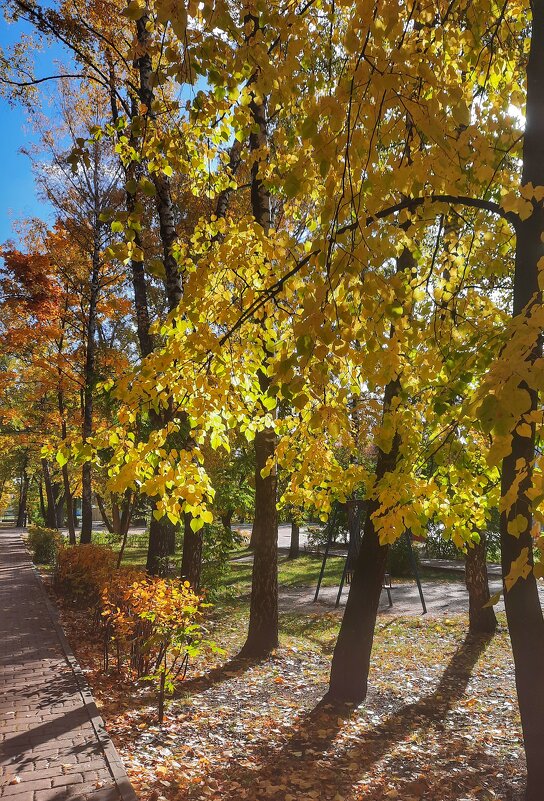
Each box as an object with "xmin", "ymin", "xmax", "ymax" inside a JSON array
[{"xmin": 54, "ymin": 593, "xmax": 525, "ymax": 801}]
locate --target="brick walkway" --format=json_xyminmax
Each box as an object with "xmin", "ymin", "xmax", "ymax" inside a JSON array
[{"xmin": 0, "ymin": 528, "xmax": 138, "ymax": 801}]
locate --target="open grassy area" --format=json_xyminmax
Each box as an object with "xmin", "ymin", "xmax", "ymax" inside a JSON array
[{"xmin": 87, "ymin": 530, "xmax": 463, "ymax": 598}]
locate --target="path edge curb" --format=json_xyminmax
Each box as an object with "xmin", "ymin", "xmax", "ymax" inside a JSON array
[{"xmin": 24, "ymin": 536, "xmax": 139, "ymax": 801}]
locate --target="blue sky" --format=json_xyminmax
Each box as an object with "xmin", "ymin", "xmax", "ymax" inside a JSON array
[{"xmin": 0, "ymin": 18, "xmax": 67, "ymax": 245}]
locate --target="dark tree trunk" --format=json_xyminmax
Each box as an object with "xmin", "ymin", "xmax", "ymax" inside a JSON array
[
  {"xmin": 240, "ymin": 35, "xmax": 278, "ymax": 658},
  {"xmin": 167, "ymin": 523, "xmax": 176, "ymax": 556},
  {"xmin": 41, "ymin": 458, "xmax": 58, "ymax": 530},
  {"xmin": 81, "ymin": 211, "xmax": 102, "ymax": 544},
  {"xmin": 39, "ymin": 478, "xmax": 46, "ymax": 524},
  {"xmin": 57, "ymin": 388, "xmax": 76, "ymax": 545},
  {"xmin": 16, "ymin": 458, "xmax": 29, "ymax": 528},
  {"xmin": 61, "ymin": 464, "xmax": 76, "ymax": 544},
  {"xmin": 289, "ymin": 520, "xmax": 300, "ymax": 559},
  {"xmin": 249, "ymin": 524, "xmax": 259, "ymax": 549},
  {"xmin": 55, "ymin": 491, "xmax": 65, "ymax": 529},
  {"xmin": 499, "ymin": 6, "xmax": 544, "ymax": 797},
  {"xmin": 221, "ymin": 509, "xmax": 234, "ymax": 533},
  {"xmin": 135, "ymin": 13, "xmax": 183, "ymax": 312},
  {"xmin": 127, "ymin": 171, "xmax": 155, "ymax": 358},
  {"xmin": 180, "ymin": 514, "xmax": 203, "ymax": 590},
  {"xmin": 326, "ymin": 383, "xmax": 399, "ymax": 702},
  {"xmin": 111, "ymin": 495, "xmax": 121, "ymax": 534},
  {"xmin": 327, "ymin": 246, "xmax": 415, "ymax": 702},
  {"xmin": 96, "ymin": 493, "xmax": 114, "ymax": 533},
  {"xmin": 152, "ymin": 170, "xmax": 182, "ymax": 308},
  {"xmin": 119, "ymin": 491, "xmax": 133, "ymax": 535},
  {"xmin": 241, "ymin": 423, "xmax": 278, "ymax": 657},
  {"xmin": 116, "ymin": 491, "xmax": 134, "ymax": 568},
  {"xmin": 146, "ymin": 517, "xmax": 172, "ymax": 576},
  {"xmin": 214, "ymin": 140, "xmax": 243, "ymax": 223},
  {"xmin": 465, "ymin": 533, "xmax": 497, "ymax": 634}
]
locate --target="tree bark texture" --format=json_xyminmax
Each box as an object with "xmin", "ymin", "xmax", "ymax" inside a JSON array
[
  {"xmin": 41, "ymin": 458, "xmax": 58, "ymax": 530},
  {"xmin": 289, "ymin": 520, "xmax": 300, "ymax": 559},
  {"xmin": 146, "ymin": 517, "xmax": 172, "ymax": 576},
  {"xmin": 81, "ymin": 208, "xmax": 102, "ymax": 543},
  {"xmin": 465, "ymin": 534, "xmax": 497, "ymax": 634},
  {"xmin": 500, "ymin": 5, "xmax": 544, "ymax": 797},
  {"xmin": 16, "ymin": 457, "xmax": 29, "ymax": 528},
  {"xmin": 180, "ymin": 513, "xmax": 203, "ymax": 591},
  {"xmin": 240, "ymin": 50, "xmax": 278, "ymax": 657},
  {"xmin": 241, "ymin": 423, "xmax": 278, "ymax": 657},
  {"xmin": 327, "ymin": 244, "xmax": 415, "ymax": 702}
]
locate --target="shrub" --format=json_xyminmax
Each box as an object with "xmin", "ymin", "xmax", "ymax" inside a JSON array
[
  {"xmin": 102, "ymin": 574, "xmax": 220, "ymax": 722},
  {"xmin": 55, "ymin": 544, "xmax": 116, "ymax": 604},
  {"xmin": 27, "ymin": 526, "xmax": 62, "ymax": 564}
]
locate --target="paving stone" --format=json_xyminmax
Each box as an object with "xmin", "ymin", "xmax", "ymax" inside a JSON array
[{"xmin": 0, "ymin": 529, "xmax": 136, "ymax": 801}]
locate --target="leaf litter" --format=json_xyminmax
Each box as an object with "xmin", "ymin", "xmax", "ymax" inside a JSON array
[{"xmin": 55, "ymin": 599, "xmax": 525, "ymax": 801}]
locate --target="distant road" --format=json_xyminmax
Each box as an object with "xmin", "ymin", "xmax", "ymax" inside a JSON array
[{"xmin": 233, "ymin": 523, "xmax": 310, "ymax": 550}]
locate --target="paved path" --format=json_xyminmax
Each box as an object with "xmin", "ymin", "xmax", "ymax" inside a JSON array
[
  {"xmin": 0, "ymin": 529, "xmax": 137, "ymax": 801},
  {"xmin": 281, "ymin": 576, "xmax": 544, "ymax": 616}
]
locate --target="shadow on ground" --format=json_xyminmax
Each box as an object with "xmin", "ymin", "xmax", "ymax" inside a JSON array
[{"xmin": 175, "ymin": 632, "xmax": 523, "ymax": 801}]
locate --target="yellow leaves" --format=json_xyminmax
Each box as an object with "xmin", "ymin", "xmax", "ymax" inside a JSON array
[
  {"xmin": 500, "ymin": 191, "xmax": 534, "ymax": 221},
  {"xmin": 477, "ymin": 387, "xmax": 532, "ymax": 438},
  {"xmin": 483, "ymin": 591, "xmax": 501, "ymax": 608},
  {"xmin": 520, "ymin": 182, "xmax": 544, "ymax": 202},
  {"xmin": 190, "ymin": 517, "xmax": 205, "ymax": 532},
  {"xmin": 504, "ymin": 547, "xmax": 531, "ymax": 591},
  {"xmin": 507, "ymin": 514, "xmax": 529, "ymax": 537},
  {"xmin": 123, "ymin": 0, "xmax": 147, "ymax": 20},
  {"xmin": 451, "ymin": 101, "xmax": 471, "ymax": 127},
  {"xmin": 284, "ymin": 171, "xmax": 302, "ymax": 199}
]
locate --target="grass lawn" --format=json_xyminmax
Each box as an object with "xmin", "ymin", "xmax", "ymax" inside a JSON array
[{"xmin": 87, "ymin": 530, "xmax": 462, "ymax": 597}]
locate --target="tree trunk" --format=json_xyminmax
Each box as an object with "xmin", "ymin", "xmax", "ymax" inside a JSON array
[
  {"xmin": 289, "ymin": 520, "xmax": 300, "ymax": 559},
  {"xmin": 96, "ymin": 493, "xmax": 114, "ymax": 533},
  {"xmin": 116, "ymin": 491, "xmax": 134, "ymax": 568},
  {"xmin": 146, "ymin": 517, "xmax": 172, "ymax": 576},
  {"xmin": 327, "ymin": 247, "xmax": 414, "ymax": 701},
  {"xmin": 249, "ymin": 524, "xmax": 259, "ymax": 549},
  {"xmin": 152, "ymin": 170, "xmax": 183, "ymax": 308},
  {"xmin": 112, "ymin": 494, "xmax": 121, "ymax": 534},
  {"xmin": 326, "ymin": 382, "xmax": 399, "ymax": 702},
  {"xmin": 55, "ymin": 490, "xmax": 65, "ymax": 529},
  {"xmin": 81, "ymin": 217, "xmax": 101, "ymax": 544},
  {"xmin": 499, "ymin": 6, "xmax": 544, "ymax": 797},
  {"xmin": 16, "ymin": 458, "xmax": 29, "ymax": 528},
  {"xmin": 61, "ymin": 464, "xmax": 76, "ymax": 544},
  {"xmin": 239, "ymin": 33, "xmax": 278, "ymax": 658},
  {"xmin": 180, "ymin": 513, "xmax": 203, "ymax": 590},
  {"xmin": 221, "ymin": 509, "xmax": 234, "ymax": 533},
  {"xmin": 41, "ymin": 458, "xmax": 58, "ymax": 530},
  {"xmin": 39, "ymin": 477, "xmax": 46, "ymax": 524},
  {"xmin": 214, "ymin": 140, "xmax": 243, "ymax": 223},
  {"xmin": 58, "ymin": 348, "xmax": 76, "ymax": 543},
  {"xmin": 465, "ymin": 533, "xmax": 497, "ymax": 634},
  {"xmin": 166, "ymin": 523, "xmax": 176, "ymax": 556},
  {"xmin": 241, "ymin": 424, "xmax": 278, "ymax": 657}
]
